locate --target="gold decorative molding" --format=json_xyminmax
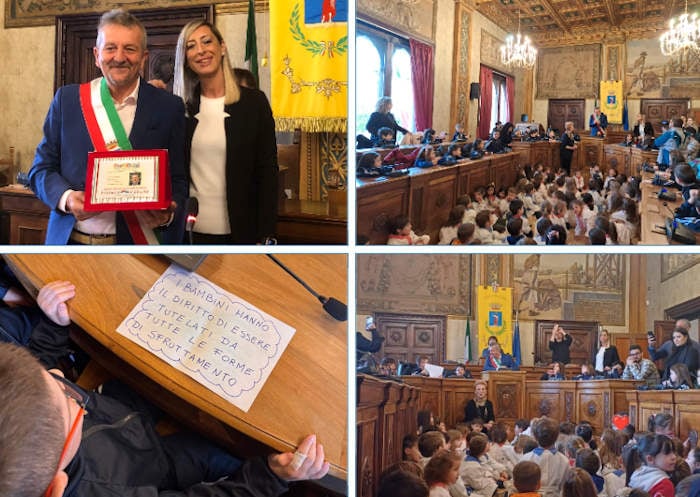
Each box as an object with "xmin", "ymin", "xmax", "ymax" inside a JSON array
[
  {"xmin": 450, "ymin": 3, "xmax": 471, "ymax": 128},
  {"xmin": 216, "ymin": 1, "xmax": 269, "ymax": 15}
]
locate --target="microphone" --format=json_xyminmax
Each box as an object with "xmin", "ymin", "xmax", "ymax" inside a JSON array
[
  {"xmin": 185, "ymin": 197, "xmax": 199, "ymax": 232},
  {"xmin": 266, "ymin": 254, "xmax": 347, "ymax": 321}
]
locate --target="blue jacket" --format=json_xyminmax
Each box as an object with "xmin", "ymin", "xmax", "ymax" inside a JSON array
[
  {"xmin": 30, "ymin": 79, "xmax": 187, "ymax": 244},
  {"xmin": 654, "ymin": 129, "xmax": 682, "ymax": 167}
]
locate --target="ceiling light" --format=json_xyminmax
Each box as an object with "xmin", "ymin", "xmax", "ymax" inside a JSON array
[{"xmin": 500, "ymin": 10, "xmax": 537, "ymax": 69}]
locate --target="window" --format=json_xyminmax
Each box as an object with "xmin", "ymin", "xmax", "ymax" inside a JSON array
[
  {"xmin": 356, "ymin": 22, "xmax": 414, "ymax": 140},
  {"xmin": 490, "ymin": 73, "xmax": 508, "ymax": 133}
]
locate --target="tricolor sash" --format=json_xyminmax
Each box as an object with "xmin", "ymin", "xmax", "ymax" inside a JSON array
[{"xmin": 79, "ymin": 78, "xmax": 159, "ymax": 245}]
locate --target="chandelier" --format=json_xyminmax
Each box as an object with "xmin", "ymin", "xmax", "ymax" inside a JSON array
[
  {"xmin": 659, "ymin": 0, "xmax": 700, "ymax": 56},
  {"xmin": 500, "ymin": 10, "xmax": 537, "ymax": 69}
]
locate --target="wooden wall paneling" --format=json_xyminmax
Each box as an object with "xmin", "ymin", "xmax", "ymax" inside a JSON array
[
  {"xmin": 525, "ymin": 380, "xmax": 576, "ymax": 422},
  {"xmin": 442, "ymin": 378, "xmax": 475, "ymax": 427},
  {"xmin": 490, "ymin": 154, "xmax": 518, "ymax": 191},
  {"xmin": 461, "ymin": 161, "xmax": 490, "ymax": 192},
  {"xmin": 418, "ymin": 168, "xmax": 459, "ymax": 242},
  {"xmin": 613, "ymin": 334, "xmax": 653, "ymax": 360},
  {"xmin": 578, "ymin": 136, "xmax": 604, "ymax": 172},
  {"xmin": 534, "ymin": 320, "xmax": 599, "ymax": 366},
  {"xmin": 483, "ymin": 371, "xmax": 526, "ymax": 426},
  {"xmin": 641, "ymin": 99, "xmax": 691, "ymax": 135},
  {"xmin": 635, "ymin": 390, "xmax": 674, "ymax": 432},
  {"xmin": 675, "ymin": 391, "xmax": 700, "ymax": 440},
  {"xmin": 381, "ymin": 384, "xmax": 400, "ymax": 473},
  {"xmin": 376, "ymin": 313, "xmax": 446, "ymax": 365},
  {"xmin": 603, "ymin": 144, "xmax": 631, "ymax": 177},
  {"xmin": 356, "ymin": 179, "xmax": 410, "ymax": 244},
  {"xmin": 356, "ymin": 375, "xmax": 386, "ymax": 497},
  {"xmin": 547, "ymin": 99, "xmax": 585, "ymax": 133}
]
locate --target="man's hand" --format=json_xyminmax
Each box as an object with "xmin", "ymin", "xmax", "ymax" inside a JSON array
[
  {"xmin": 134, "ymin": 201, "xmax": 177, "ymax": 229},
  {"xmin": 37, "ymin": 281, "xmax": 75, "ymax": 326},
  {"xmin": 267, "ymin": 434, "xmax": 330, "ymax": 482},
  {"xmin": 66, "ymin": 191, "xmax": 100, "ymax": 222}
]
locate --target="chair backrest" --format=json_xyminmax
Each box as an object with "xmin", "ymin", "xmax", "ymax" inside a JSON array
[{"xmin": 0, "ymin": 147, "xmax": 15, "ymax": 185}]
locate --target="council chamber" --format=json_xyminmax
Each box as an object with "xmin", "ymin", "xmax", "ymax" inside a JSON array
[
  {"xmin": 356, "ymin": 253, "xmax": 700, "ymax": 497},
  {"xmin": 355, "ymin": 0, "xmax": 700, "ymax": 246}
]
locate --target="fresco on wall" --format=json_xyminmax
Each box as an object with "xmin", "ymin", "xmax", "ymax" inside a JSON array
[
  {"xmin": 536, "ymin": 44, "xmax": 601, "ymax": 99},
  {"xmin": 625, "ymin": 39, "xmax": 700, "ymax": 98},
  {"xmin": 661, "ymin": 254, "xmax": 700, "ymax": 281},
  {"xmin": 512, "ymin": 254, "xmax": 626, "ymax": 326},
  {"xmin": 480, "ymin": 29, "xmax": 508, "ymax": 74},
  {"xmin": 356, "ymin": 255, "xmax": 472, "ymax": 315},
  {"xmin": 356, "ymin": 0, "xmax": 435, "ymax": 41}
]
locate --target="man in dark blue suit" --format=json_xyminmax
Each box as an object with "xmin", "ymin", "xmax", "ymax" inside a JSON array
[{"xmin": 30, "ymin": 9, "xmax": 186, "ymax": 245}]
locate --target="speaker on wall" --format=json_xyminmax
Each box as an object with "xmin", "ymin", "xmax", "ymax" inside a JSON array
[{"xmin": 469, "ymin": 82, "xmax": 480, "ymax": 100}]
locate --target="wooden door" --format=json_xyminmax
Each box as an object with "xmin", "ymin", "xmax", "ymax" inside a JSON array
[
  {"xmin": 375, "ymin": 313, "xmax": 446, "ymax": 367},
  {"xmin": 548, "ymin": 99, "xmax": 585, "ymax": 135},
  {"xmin": 534, "ymin": 320, "xmax": 598, "ymax": 366},
  {"xmin": 55, "ymin": 7, "xmax": 213, "ymax": 90},
  {"xmin": 613, "ymin": 333, "xmax": 653, "ymax": 360},
  {"xmin": 641, "ymin": 99, "xmax": 690, "ymax": 135}
]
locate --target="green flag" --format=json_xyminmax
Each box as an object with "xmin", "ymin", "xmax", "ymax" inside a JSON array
[{"xmin": 245, "ymin": 0, "xmax": 259, "ymax": 85}]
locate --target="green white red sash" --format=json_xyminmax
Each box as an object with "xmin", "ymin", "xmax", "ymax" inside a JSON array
[{"xmin": 79, "ymin": 78, "xmax": 159, "ymax": 245}]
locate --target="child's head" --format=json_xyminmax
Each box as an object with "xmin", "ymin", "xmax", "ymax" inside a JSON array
[
  {"xmin": 474, "ymin": 186, "xmax": 486, "ymax": 201},
  {"xmin": 470, "ymin": 417, "xmax": 485, "ymax": 433},
  {"xmin": 576, "ymin": 447, "xmax": 601, "ymax": 475},
  {"xmin": 669, "ymin": 363, "xmax": 692, "ymax": 386},
  {"xmin": 537, "ymin": 217, "xmax": 553, "ymax": 237},
  {"xmin": 424, "ymin": 449, "xmax": 462, "ymax": 487},
  {"xmin": 473, "ymin": 138, "xmax": 484, "ymax": 150},
  {"xmin": 487, "ymin": 183, "xmax": 496, "ymax": 196},
  {"xmin": 447, "ymin": 429, "xmax": 466, "ymax": 454},
  {"xmin": 391, "ymin": 214, "xmax": 411, "ymax": 236},
  {"xmin": 358, "ymin": 151, "xmax": 381, "ymax": 169},
  {"xmin": 513, "ymin": 461, "xmax": 542, "ymax": 493},
  {"xmin": 455, "ymin": 123, "xmax": 464, "ymax": 132},
  {"xmin": 608, "ymin": 167, "xmax": 617, "ymax": 177},
  {"xmin": 515, "ymin": 418, "xmax": 530, "ymax": 435},
  {"xmin": 468, "ymin": 433, "xmax": 489, "ymax": 457},
  {"xmin": 489, "ymin": 423, "xmax": 508, "ymax": 444},
  {"xmin": 674, "ymin": 163, "xmax": 696, "ymax": 186},
  {"xmin": 623, "ymin": 433, "xmax": 676, "ymax": 484},
  {"xmin": 507, "ymin": 217, "xmax": 524, "ymax": 237},
  {"xmin": 418, "ymin": 431, "xmax": 448, "ymax": 457},
  {"xmin": 510, "ymin": 198, "xmax": 525, "ymax": 216},
  {"xmin": 507, "ymin": 187, "xmax": 518, "ymax": 201},
  {"xmin": 572, "ymin": 199, "xmax": 584, "ymax": 216},
  {"xmin": 648, "ymin": 413, "xmax": 674, "ymax": 436},
  {"xmin": 457, "ymin": 222, "xmax": 475, "ymax": 243},
  {"xmin": 446, "ymin": 205, "xmax": 467, "ymax": 227},
  {"xmin": 418, "ymin": 145, "xmax": 435, "ymax": 161},
  {"xmin": 475, "ymin": 210, "xmax": 492, "ymax": 229},
  {"xmin": 580, "ymin": 363, "xmax": 593, "ymax": 376},
  {"xmin": 562, "ymin": 467, "xmax": 598, "ymax": 497},
  {"xmin": 378, "ymin": 127, "xmax": 394, "ymax": 141},
  {"xmin": 575, "ymin": 170, "xmax": 582, "ymax": 177},
  {"xmin": 532, "ymin": 416, "xmax": 560, "ymax": 448},
  {"xmin": 456, "ymin": 194, "xmax": 472, "ymax": 207},
  {"xmin": 377, "ymin": 466, "xmax": 428, "ymax": 497},
  {"xmin": 448, "ymin": 143, "xmax": 462, "ymax": 157},
  {"xmin": 403, "ymin": 433, "xmax": 422, "ymax": 462},
  {"xmin": 515, "ymin": 434, "xmax": 538, "ymax": 455}
]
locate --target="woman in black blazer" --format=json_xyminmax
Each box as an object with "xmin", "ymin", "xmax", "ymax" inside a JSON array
[
  {"xmin": 173, "ymin": 20, "xmax": 277, "ymax": 244},
  {"xmin": 594, "ymin": 329, "xmax": 620, "ymax": 376}
]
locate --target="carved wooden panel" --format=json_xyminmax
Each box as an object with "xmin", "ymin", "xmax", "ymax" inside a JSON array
[
  {"xmin": 356, "ymin": 181, "xmax": 410, "ymax": 244},
  {"xmin": 377, "ymin": 313, "xmax": 446, "ymax": 365},
  {"xmin": 604, "ymin": 144, "xmax": 631, "ymax": 177},
  {"xmin": 641, "ymin": 99, "xmax": 691, "ymax": 135},
  {"xmin": 419, "ymin": 170, "xmax": 459, "ymax": 242},
  {"xmin": 356, "ymin": 375, "xmax": 384, "ymax": 497},
  {"xmin": 675, "ymin": 392, "xmax": 700, "ymax": 440},
  {"xmin": 490, "ymin": 154, "xmax": 518, "ymax": 191},
  {"xmin": 55, "ymin": 7, "xmax": 214, "ymax": 91},
  {"xmin": 534, "ymin": 320, "xmax": 598, "ymax": 366},
  {"xmin": 548, "ymin": 99, "xmax": 585, "ymax": 134},
  {"xmin": 525, "ymin": 382, "xmax": 573, "ymax": 421},
  {"xmin": 461, "ymin": 161, "xmax": 490, "ymax": 193}
]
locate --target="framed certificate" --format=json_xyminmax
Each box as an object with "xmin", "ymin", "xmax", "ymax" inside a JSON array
[{"xmin": 84, "ymin": 150, "xmax": 171, "ymax": 211}]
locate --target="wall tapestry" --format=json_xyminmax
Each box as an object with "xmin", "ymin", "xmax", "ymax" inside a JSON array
[
  {"xmin": 357, "ymin": 254, "xmax": 472, "ymax": 315},
  {"xmin": 625, "ymin": 38, "xmax": 700, "ymax": 98},
  {"xmin": 512, "ymin": 254, "xmax": 626, "ymax": 326},
  {"xmin": 356, "ymin": 0, "xmax": 435, "ymax": 41},
  {"xmin": 536, "ymin": 44, "xmax": 601, "ymax": 99}
]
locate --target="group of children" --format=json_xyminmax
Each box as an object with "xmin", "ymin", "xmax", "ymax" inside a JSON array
[{"xmin": 377, "ymin": 411, "xmax": 700, "ymax": 497}]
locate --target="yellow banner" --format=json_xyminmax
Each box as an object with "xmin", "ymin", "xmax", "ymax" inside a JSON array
[
  {"xmin": 477, "ymin": 286, "xmax": 513, "ymax": 355},
  {"xmin": 270, "ymin": 1, "xmax": 348, "ymax": 132},
  {"xmin": 600, "ymin": 80, "xmax": 624, "ymax": 124}
]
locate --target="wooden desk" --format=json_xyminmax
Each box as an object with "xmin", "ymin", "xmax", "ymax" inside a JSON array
[
  {"xmin": 277, "ymin": 199, "xmax": 347, "ymax": 244},
  {"xmin": 639, "ymin": 175, "xmax": 700, "ymax": 245},
  {"xmin": 626, "ymin": 390, "xmax": 700, "ymax": 440},
  {"xmin": 356, "ymin": 152, "xmax": 519, "ymax": 243},
  {"xmin": 0, "ymin": 184, "xmax": 49, "ymax": 244},
  {"xmin": 7, "ymin": 254, "xmax": 347, "ymax": 479}
]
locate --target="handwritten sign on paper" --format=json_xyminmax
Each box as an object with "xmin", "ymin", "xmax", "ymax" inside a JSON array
[{"xmin": 116, "ymin": 264, "xmax": 296, "ymax": 412}]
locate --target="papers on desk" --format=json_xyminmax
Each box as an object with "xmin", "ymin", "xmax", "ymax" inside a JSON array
[
  {"xmin": 424, "ymin": 363, "xmax": 444, "ymax": 378},
  {"xmin": 116, "ymin": 264, "xmax": 296, "ymax": 412}
]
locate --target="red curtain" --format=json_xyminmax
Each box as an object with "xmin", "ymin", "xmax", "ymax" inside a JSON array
[
  {"xmin": 506, "ymin": 75, "xmax": 515, "ymax": 123},
  {"xmin": 478, "ymin": 65, "xmax": 493, "ymax": 140},
  {"xmin": 409, "ymin": 39, "xmax": 434, "ymax": 132}
]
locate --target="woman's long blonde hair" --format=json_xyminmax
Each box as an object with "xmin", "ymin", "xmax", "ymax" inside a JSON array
[{"xmin": 173, "ymin": 20, "xmax": 240, "ymax": 113}]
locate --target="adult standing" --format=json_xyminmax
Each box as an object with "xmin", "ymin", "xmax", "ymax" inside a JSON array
[
  {"xmin": 30, "ymin": 9, "xmax": 187, "ymax": 245},
  {"xmin": 649, "ymin": 327, "xmax": 700, "ymax": 381},
  {"xmin": 366, "ymin": 96, "xmax": 409, "ymax": 144},
  {"xmin": 549, "ymin": 323, "xmax": 572, "ymax": 364},
  {"xmin": 173, "ymin": 20, "xmax": 278, "ymax": 244},
  {"xmin": 594, "ymin": 329, "xmax": 620, "ymax": 376},
  {"xmin": 464, "ymin": 380, "xmax": 495, "ymax": 431},
  {"xmin": 589, "ymin": 106, "xmax": 608, "ymax": 137},
  {"xmin": 560, "ymin": 121, "xmax": 578, "ymax": 176},
  {"xmin": 632, "ymin": 113, "xmax": 654, "ymax": 144}
]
